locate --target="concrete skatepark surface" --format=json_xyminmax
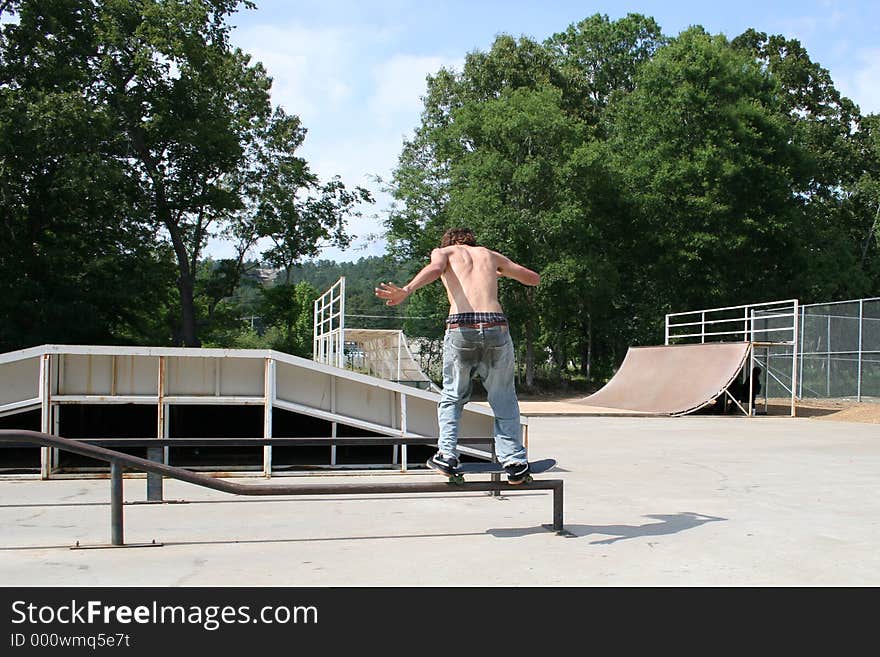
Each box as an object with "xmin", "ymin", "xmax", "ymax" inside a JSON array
[{"xmin": 2, "ymin": 414, "xmax": 879, "ymax": 586}]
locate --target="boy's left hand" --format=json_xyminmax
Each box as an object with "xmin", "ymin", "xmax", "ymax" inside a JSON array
[{"xmin": 375, "ymin": 282, "xmax": 409, "ymax": 306}]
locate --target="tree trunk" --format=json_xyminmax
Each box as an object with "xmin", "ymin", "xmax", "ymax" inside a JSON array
[
  {"xmin": 580, "ymin": 314, "xmax": 592, "ymax": 381},
  {"xmin": 165, "ymin": 220, "xmax": 200, "ymax": 347},
  {"xmin": 131, "ymin": 126, "xmax": 201, "ymax": 347},
  {"xmin": 176, "ymin": 271, "xmax": 200, "ymax": 347}
]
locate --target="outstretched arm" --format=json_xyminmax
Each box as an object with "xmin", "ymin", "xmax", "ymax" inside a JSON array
[
  {"xmin": 375, "ymin": 248, "xmax": 448, "ymax": 306},
  {"xmin": 496, "ymin": 253, "xmax": 540, "ymax": 286}
]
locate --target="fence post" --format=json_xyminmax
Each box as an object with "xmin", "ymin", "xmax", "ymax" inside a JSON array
[
  {"xmin": 858, "ymin": 299, "xmax": 864, "ymax": 402},
  {"xmin": 791, "ymin": 300, "xmax": 799, "ymax": 417},
  {"xmin": 337, "ymin": 277, "xmax": 346, "ymax": 369},
  {"xmin": 826, "ymin": 315, "xmax": 832, "ymax": 397},
  {"xmin": 39, "ymin": 354, "xmax": 51, "ymax": 480},
  {"xmin": 799, "ymin": 306, "xmax": 805, "ymax": 401}
]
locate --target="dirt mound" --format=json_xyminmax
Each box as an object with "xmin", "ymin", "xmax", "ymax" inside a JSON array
[{"xmin": 763, "ymin": 398, "xmax": 880, "ymax": 424}]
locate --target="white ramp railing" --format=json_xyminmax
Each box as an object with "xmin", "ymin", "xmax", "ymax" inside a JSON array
[
  {"xmin": 665, "ymin": 299, "xmax": 799, "ymax": 345},
  {"xmin": 313, "ymin": 276, "xmax": 345, "ymax": 369}
]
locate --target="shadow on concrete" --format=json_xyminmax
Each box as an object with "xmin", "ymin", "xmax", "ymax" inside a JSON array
[
  {"xmin": 156, "ymin": 532, "xmax": 493, "ymax": 547},
  {"xmin": 0, "ymin": 511, "xmax": 724, "ymax": 550},
  {"xmin": 488, "ymin": 511, "xmax": 726, "ymax": 542},
  {"xmin": 0, "ymin": 532, "xmax": 493, "ymax": 551},
  {"xmin": 764, "ymin": 403, "xmax": 838, "ymax": 417}
]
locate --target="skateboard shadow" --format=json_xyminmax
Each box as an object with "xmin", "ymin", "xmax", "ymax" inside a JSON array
[{"xmin": 488, "ymin": 511, "xmax": 726, "ymax": 542}]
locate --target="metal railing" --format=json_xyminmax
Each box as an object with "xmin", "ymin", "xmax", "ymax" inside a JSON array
[
  {"xmin": 28, "ymin": 435, "xmax": 496, "ymax": 500},
  {"xmin": 665, "ymin": 299, "xmax": 799, "ymax": 345},
  {"xmin": 313, "ymin": 276, "xmax": 346, "ymax": 368},
  {"xmin": 0, "ymin": 430, "xmax": 565, "ymax": 547}
]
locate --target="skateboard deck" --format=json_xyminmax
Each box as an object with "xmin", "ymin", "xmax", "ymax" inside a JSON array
[{"xmin": 426, "ymin": 458, "xmax": 556, "ymax": 484}]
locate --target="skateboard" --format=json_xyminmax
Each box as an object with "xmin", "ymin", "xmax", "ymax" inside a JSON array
[{"xmin": 426, "ymin": 458, "xmax": 557, "ymax": 484}]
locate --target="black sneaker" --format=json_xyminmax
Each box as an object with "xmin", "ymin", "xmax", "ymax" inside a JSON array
[
  {"xmin": 505, "ymin": 462, "xmax": 531, "ymax": 484},
  {"xmin": 428, "ymin": 452, "xmax": 460, "ymax": 475}
]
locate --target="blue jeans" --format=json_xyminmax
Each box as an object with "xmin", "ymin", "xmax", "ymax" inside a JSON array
[{"xmin": 437, "ymin": 326, "xmax": 527, "ymax": 466}]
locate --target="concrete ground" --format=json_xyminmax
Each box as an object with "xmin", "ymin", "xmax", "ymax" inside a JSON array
[{"xmin": 1, "ymin": 414, "xmax": 879, "ymax": 586}]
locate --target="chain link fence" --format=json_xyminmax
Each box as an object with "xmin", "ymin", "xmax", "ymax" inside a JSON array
[{"xmin": 760, "ymin": 297, "xmax": 880, "ymax": 402}]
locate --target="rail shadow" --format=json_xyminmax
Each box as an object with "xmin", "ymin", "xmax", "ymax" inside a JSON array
[
  {"xmin": 0, "ymin": 531, "xmax": 494, "ymax": 551},
  {"xmin": 488, "ymin": 511, "xmax": 726, "ymax": 542}
]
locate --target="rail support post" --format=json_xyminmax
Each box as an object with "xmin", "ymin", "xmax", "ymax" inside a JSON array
[
  {"xmin": 146, "ymin": 446, "xmax": 164, "ymax": 502},
  {"xmin": 552, "ymin": 481, "xmax": 564, "ymax": 532},
  {"xmin": 541, "ymin": 481, "xmax": 572, "ymax": 536},
  {"xmin": 490, "ymin": 472, "xmax": 502, "ymax": 497},
  {"xmin": 111, "ymin": 460, "xmax": 124, "ymax": 546},
  {"xmin": 71, "ymin": 456, "xmax": 160, "ymax": 549}
]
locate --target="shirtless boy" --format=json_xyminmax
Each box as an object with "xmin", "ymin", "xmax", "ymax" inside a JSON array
[{"xmin": 374, "ymin": 227, "xmax": 540, "ymax": 483}]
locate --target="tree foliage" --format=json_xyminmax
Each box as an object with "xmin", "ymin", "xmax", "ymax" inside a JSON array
[
  {"xmin": 605, "ymin": 27, "xmax": 803, "ymax": 313},
  {"xmin": 0, "ymin": 0, "xmax": 370, "ymax": 349},
  {"xmin": 0, "ymin": 0, "xmax": 180, "ymax": 350},
  {"xmin": 3, "ymin": 4, "xmax": 877, "ymax": 388},
  {"xmin": 385, "ymin": 14, "xmax": 879, "ymax": 385},
  {"xmin": 732, "ymin": 29, "xmax": 879, "ymax": 299}
]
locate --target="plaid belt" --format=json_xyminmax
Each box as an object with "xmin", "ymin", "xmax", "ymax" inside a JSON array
[
  {"xmin": 446, "ymin": 312, "xmax": 508, "ymax": 330},
  {"xmin": 446, "ymin": 321, "xmax": 508, "ymax": 330}
]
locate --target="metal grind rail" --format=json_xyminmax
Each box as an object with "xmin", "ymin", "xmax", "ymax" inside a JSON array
[
  {"xmin": 7, "ymin": 435, "xmax": 501, "ymax": 501},
  {"xmin": 0, "ymin": 430, "xmax": 566, "ymax": 547}
]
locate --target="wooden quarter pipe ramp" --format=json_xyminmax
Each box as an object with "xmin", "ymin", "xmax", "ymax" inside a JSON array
[{"xmin": 579, "ymin": 342, "xmax": 751, "ymax": 416}]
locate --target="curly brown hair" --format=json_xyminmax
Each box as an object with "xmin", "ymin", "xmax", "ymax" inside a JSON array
[{"xmin": 440, "ymin": 227, "xmax": 477, "ymax": 248}]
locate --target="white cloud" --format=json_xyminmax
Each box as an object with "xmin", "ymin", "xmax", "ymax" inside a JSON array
[
  {"xmin": 222, "ymin": 20, "xmax": 461, "ymax": 262},
  {"xmin": 233, "ymin": 23, "xmax": 357, "ymax": 122},
  {"xmin": 369, "ymin": 54, "xmax": 459, "ymax": 125},
  {"xmin": 310, "ymin": 132, "xmax": 408, "ymax": 185},
  {"xmin": 777, "ymin": 15, "xmax": 820, "ymax": 40},
  {"xmin": 778, "ymin": 2, "xmax": 847, "ymax": 39},
  {"xmin": 767, "ymin": 4, "xmax": 878, "ymax": 116},
  {"xmin": 836, "ymin": 48, "xmax": 880, "ymax": 116},
  {"xmin": 304, "ymin": 136, "xmax": 402, "ymax": 259},
  {"xmin": 231, "ymin": 22, "xmax": 443, "ymax": 181}
]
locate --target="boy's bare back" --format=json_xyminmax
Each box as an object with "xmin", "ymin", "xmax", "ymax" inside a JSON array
[
  {"xmin": 436, "ymin": 245, "xmax": 540, "ymax": 313},
  {"xmin": 375, "ymin": 242, "xmax": 539, "ymax": 309},
  {"xmin": 438, "ymin": 245, "xmax": 504, "ymax": 313}
]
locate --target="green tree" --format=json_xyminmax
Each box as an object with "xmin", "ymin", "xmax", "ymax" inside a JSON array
[
  {"xmin": 387, "ymin": 16, "xmax": 669, "ymax": 384},
  {"xmin": 256, "ymin": 280, "xmax": 317, "ymax": 357},
  {"xmin": 732, "ymin": 30, "xmax": 877, "ymax": 300},
  {"xmin": 852, "ymin": 114, "xmax": 880, "ymax": 273},
  {"xmin": 239, "ymin": 109, "xmax": 372, "ymax": 286},
  {"xmin": 1, "ymin": 0, "xmax": 370, "ymax": 348},
  {"xmin": 0, "ymin": 1, "xmax": 179, "ymax": 350},
  {"xmin": 546, "ymin": 12, "xmax": 666, "ymax": 120},
  {"xmin": 387, "ymin": 15, "xmax": 878, "ymax": 389},
  {"xmin": 604, "ymin": 27, "xmax": 804, "ymax": 319}
]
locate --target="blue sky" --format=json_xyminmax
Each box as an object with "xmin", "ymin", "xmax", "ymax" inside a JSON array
[{"xmin": 210, "ymin": 1, "xmax": 878, "ymax": 262}]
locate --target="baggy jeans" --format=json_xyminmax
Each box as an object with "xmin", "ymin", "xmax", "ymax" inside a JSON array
[{"xmin": 436, "ymin": 325, "xmax": 527, "ymax": 466}]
